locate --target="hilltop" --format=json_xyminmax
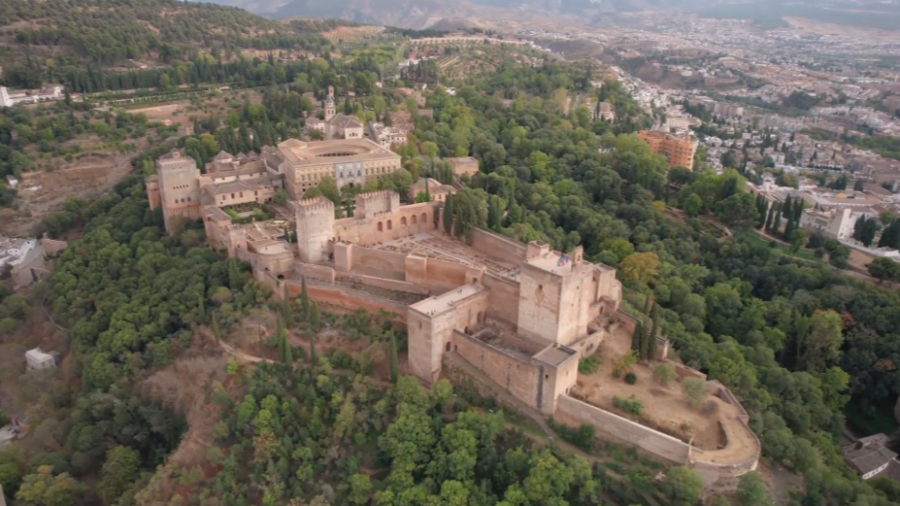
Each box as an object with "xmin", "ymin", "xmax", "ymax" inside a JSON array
[{"xmin": 0, "ymin": 0, "xmax": 335, "ymax": 86}]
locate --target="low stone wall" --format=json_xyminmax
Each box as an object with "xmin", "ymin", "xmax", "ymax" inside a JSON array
[
  {"xmin": 671, "ymin": 361, "xmax": 707, "ymax": 380},
  {"xmin": 556, "ymin": 395, "xmax": 691, "ymax": 464},
  {"xmin": 354, "ymin": 247, "xmax": 407, "ymax": 273},
  {"xmin": 335, "ymin": 271, "xmax": 430, "ymax": 295},
  {"xmin": 296, "ymin": 262, "xmax": 336, "ymax": 284}
]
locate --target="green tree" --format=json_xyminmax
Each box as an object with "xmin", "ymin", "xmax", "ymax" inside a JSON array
[
  {"xmin": 284, "ymin": 284, "xmax": 293, "ymax": 328},
  {"xmin": 789, "ymin": 229, "xmax": 808, "ymax": 256},
  {"xmin": 682, "ymin": 378, "xmax": 707, "ymax": 408},
  {"xmin": 348, "ymin": 473, "xmax": 372, "ymax": 505},
  {"xmin": 684, "ymin": 193, "xmax": 702, "ymax": 218},
  {"xmin": 389, "ymin": 330, "xmax": 399, "ymax": 384},
  {"xmin": 868, "ymin": 257, "xmax": 900, "ymax": 285},
  {"xmin": 97, "ymin": 446, "xmax": 140, "ymax": 506},
  {"xmin": 300, "ymin": 277, "xmax": 310, "ymax": 318},
  {"xmin": 661, "ymin": 466, "xmax": 704, "ymax": 506},
  {"xmin": 443, "ymin": 195, "xmax": 454, "ymax": 235},
  {"xmin": 14, "ymin": 466, "xmax": 83, "ymax": 506},
  {"xmin": 801, "ymin": 310, "xmax": 843, "ymax": 371},
  {"xmin": 737, "ymin": 471, "xmax": 773, "ymax": 506}
]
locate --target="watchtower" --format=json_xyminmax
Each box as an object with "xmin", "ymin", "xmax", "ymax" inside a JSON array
[{"xmin": 295, "ymin": 196, "xmax": 335, "ymax": 263}]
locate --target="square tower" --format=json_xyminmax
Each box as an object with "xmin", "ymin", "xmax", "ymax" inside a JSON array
[
  {"xmin": 157, "ymin": 151, "xmax": 201, "ymax": 233},
  {"xmin": 516, "ymin": 243, "xmax": 600, "ymax": 346},
  {"xmin": 325, "ymin": 86, "xmax": 336, "ymax": 122},
  {"xmin": 295, "ymin": 196, "xmax": 335, "ymax": 263}
]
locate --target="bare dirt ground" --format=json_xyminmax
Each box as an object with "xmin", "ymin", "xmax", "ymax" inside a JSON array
[
  {"xmin": 129, "ymin": 102, "xmax": 191, "ymax": 127},
  {"xmin": 140, "ymin": 335, "xmax": 229, "ymax": 466},
  {"xmin": 573, "ymin": 327, "xmax": 758, "ymax": 466}
]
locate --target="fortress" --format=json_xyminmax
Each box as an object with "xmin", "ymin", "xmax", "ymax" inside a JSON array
[{"xmin": 148, "ymin": 147, "xmax": 760, "ymax": 488}]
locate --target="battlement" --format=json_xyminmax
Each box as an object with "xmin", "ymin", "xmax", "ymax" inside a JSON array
[
  {"xmin": 355, "ymin": 190, "xmax": 400, "ymax": 218},
  {"xmin": 296, "ymin": 196, "xmax": 335, "ymax": 213}
]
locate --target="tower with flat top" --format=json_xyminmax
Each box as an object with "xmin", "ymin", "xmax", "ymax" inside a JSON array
[{"xmin": 295, "ymin": 196, "xmax": 335, "ymax": 263}]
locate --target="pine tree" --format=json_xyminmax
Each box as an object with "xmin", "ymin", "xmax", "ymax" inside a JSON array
[
  {"xmin": 443, "ymin": 195, "xmax": 454, "ymax": 235},
  {"xmin": 300, "ymin": 277, "xmax": 310, "ymax": 319},
  {"xmin": 389, "ymin": 330, "xmax": 399, "ymax": 384},
  {"xmin": 284, "ymin": 284, "xmax": 293, "ymax": 328}
]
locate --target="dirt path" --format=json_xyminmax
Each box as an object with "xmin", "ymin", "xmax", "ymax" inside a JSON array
[{"xmin": 218, "ymin": 339, "xmax": 272, "ymax": 364}]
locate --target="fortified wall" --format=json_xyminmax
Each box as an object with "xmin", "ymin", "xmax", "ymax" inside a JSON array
[{"xmin": 194, "ymin": 180, "xmax": 759, "ymax": 488}]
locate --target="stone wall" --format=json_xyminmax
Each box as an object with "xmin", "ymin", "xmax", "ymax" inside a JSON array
[
  {"xmin": 556, "ymin": 395, "xmax": 691, "ymax": 464},
  {"xmin": 482, "ymin": 273, "xmax": 520, "ymax": 326},
  {"xmin": 335, "ymin": 271, "xmax": 429, "ymax": 294},
  {"xmin": 452, "ymin": 329, "xmax": 539, "ymax": 410},
  {"xmin": 350, "ymin": 247, "xmax": 408, "ymax": 273},
  {"xmin": 470, "ymin": 228, "xmax": 526, "ymax": 264},
  {"xmin": 296, "ymin": 262, "xmax": 337, "ymax": 284}
]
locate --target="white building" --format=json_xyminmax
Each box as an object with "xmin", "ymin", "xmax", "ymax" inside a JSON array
[
  {"xmin": 0, "ymin": 86, "xmax": 11, "ymax": 108},
  {"xmin": 800, "ymin": 207, "xmax": 862, "ymax": 240},
  {"xmin": 25, "ymin": 348, "xmax": 56, "ymax": 370}
]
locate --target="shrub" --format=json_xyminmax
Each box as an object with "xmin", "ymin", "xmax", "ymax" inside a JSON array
[
  {"xmin": 653, "ymin": 364, "xmax": 678, "ymax": 386},
  {"xmin": 579, "ymin": 356, "xmax": 599, "ymax": 375},
  {"xmin": 682, "ymin": 378, "xmax": 707, "ymax": 408},
  {"xmin": 702, "ymin": 400, "xmax": 719, "ymax": 414},
  {"xmin": 625, "ymin": 372, "xmax": 638, "ymax": 384},
  {"xmin": 613, "ymin": 395, "xmax": 644, "ymax": 416}
]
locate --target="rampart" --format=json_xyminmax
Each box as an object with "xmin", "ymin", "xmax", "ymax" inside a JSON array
[
  {"xmin": 557, "ymin": 395, "xmax": 692, "ymax": 464},
  {"xmin": 471, "ymin": 228, "xmax": 527, "ymax": 264}
]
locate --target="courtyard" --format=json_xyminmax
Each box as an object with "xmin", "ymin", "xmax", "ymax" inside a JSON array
[{"xmin": 572, "ymin": 324, "xmax": 759, "ymax": 464}]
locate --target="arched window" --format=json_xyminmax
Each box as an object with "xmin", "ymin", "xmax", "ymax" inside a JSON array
[
  {"xmin": 401, "ymin": 217, "xmax": 407, "ymax": 226},
  {"xmin": 377, "ymin": 222, "xmax": 383, "ymax": 232},
  {"xmin": 387, "ymin": 220, "xmax": 393, "ymax": 230}
]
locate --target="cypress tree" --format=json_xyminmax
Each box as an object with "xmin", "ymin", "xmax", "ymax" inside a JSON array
[
  {"xmin": 276, "ymin": 314, "xmax": 285, "ymax": 362},
  {"xmin": 211, "ymin": 311, "xmax": 221, "ymax": 340},
  {"xmin": 284, "ymin": 284, "xmax": 293, "ymax": 328},
  {"xmin": 639, "ymin": 318, "xmax": 651, "ymax": 361},
  {"xmin": 197, "ymin": 294, "xmax": 207, "ymax": 325},
  {"xmin": 783, "ymin": 213, "xmax": 795, "ymax": 240},
  {"xmin": 648, "ymin": 303, "xmax": 660, "ymax": 361},
  {"xmin": 389, "ymin": 330, "xmax": 399, "ymax": 384},
  {"xmin": 300, "ymin": 277, "xmax": 310, "ymax": 319},
  {"xmin": 310, "ymin": 300, "xmax": 320, "ymax": 332},
  {"xmin": 443, "ymin": 195, "xmax": 454, "ymax": 235},
  {"xmin": 764, "ymin": 204, "xmax": 775, "ymax": 232},
  {"xmin": 632, "ymin": 321, "xmax": 644, "ymax": 353},
  {"xmin": 782, "ymin": 196, "xmax": 792, "ymax": 218},
  {"xmin": 773, "ymin": 203, "xmax": 783, "ymax": 234},
  {"xmin": 229, "ymin": 259, "xmax": 242, "ymax": 290}
]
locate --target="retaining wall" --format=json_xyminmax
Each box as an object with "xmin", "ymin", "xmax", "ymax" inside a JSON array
[
  {"xmin": 353, "ymin": 247, "xmax": 407, "ymax": 273},
  {"xmin": 296, "ymin": 262, "xmax": 337, "ymax": 284},
  {"xmin": 556, "ymin": 395, "xmax": 691, "ymax": 464},
  {"xmin": 471, "ymin": 228, "xmax": 527, "ymax": 265}
]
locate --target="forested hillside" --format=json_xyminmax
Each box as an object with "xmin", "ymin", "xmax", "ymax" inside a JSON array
[
  {"xmin": 0, "ymin": 0, "xmax": 332, "ymax": 88},
  {"xmin": 6, "ymin": 30, "xmax": 900, "ymax": 505}
]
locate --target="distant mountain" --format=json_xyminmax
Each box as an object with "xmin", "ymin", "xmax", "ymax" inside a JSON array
[{"xmin": 200, "ymin": 0, "xmax": 731, "ymax": 28}]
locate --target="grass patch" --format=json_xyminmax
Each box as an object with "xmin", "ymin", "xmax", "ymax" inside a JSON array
[{"xmin": 579, "ymin": 355, "xmax": 600, "ymax": 375}]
